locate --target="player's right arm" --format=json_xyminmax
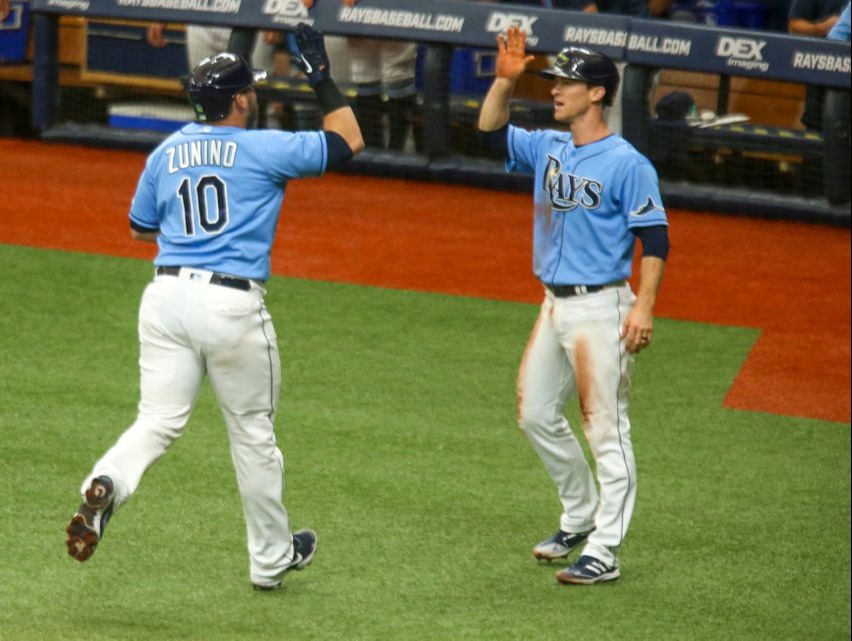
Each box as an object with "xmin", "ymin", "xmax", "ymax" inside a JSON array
[
  {"xmin": 1, "ymin": 0, "xmax": 10, "ymax": 21},
  {"xmin": 478, "ymin": 27, "xmax": 535, "ymax": 132},
  {"xmin": 321, "ymin": 98, "xmax": 364, "ymax": 156}
]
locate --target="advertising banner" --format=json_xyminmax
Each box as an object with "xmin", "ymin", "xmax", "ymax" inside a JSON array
[{"xmin": 31, "ymin": 0, "xmax": 851, "ymax": 87}]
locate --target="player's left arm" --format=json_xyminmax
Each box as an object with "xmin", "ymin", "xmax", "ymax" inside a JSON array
[
  {"xmin": 129, "ymin": 163, "xmax": 160, "ymax": 242},
  {"xmin": 620, "ymin": 160, "xmax": 669, "ymax": 354},
  {"xmin": 290, "ymin": 23, "xmax": 365, "ymax": 157},
  {"xmin": 131, "ymin": 229, "xmax": 159, "ymax": 243},
  {"xmin": 622, "ymin": 249, "xmax": 666, "ymax": 354}
]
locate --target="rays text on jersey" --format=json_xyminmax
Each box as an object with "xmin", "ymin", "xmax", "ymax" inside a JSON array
[
  {"xmin": 166, "ymin": 140, "xmax": 239, "ymax": 175},
  {"xmin": 543, "ymin": 155, "xmax": 603, "ymax": 212}
]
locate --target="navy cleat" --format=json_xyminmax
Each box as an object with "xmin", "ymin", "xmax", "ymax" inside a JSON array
[
  {"xmin": 66, "ymin": 476, "xmax": 115, "ymax": 562},
  {"xmin": 556, "ymin": 554, "xmax": 621, "ymax": 585},
  {"xmin": 252, "ymin": 529, "xmax": 318, "ymax": 591},
  {"xmin": 532, "ymin": 529, "xmax": 594, "ymax": 561}
]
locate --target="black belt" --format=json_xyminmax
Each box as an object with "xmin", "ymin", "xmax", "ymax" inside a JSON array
[
  {"xmin": 546, "ymin": 281, "xmax": 625, "ymax": 298},
  {"xmin": 156, "ymin": 266, "xmax": 253, "ymax": 291}
]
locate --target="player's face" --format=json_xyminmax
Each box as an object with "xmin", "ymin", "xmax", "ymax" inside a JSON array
[{"xmin": 551, "ymin": 79, "xmax": 599, "ymax": 123}]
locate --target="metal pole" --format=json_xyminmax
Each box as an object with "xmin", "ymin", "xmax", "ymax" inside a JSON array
[
  {"xmin": 31, "ymin": 12, "xmax": 59, "ymax": 132},
  {"xmin": 421, "ymin": 44, "xmax": 452, "ymax": 158}
]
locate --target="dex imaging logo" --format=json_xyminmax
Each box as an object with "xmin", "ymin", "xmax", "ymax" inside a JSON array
[
  {"xmin": 486, "ymin": 12, "xmax": 539, "ymax": 46},
  {"xmin": 715, "ymin": 36, "xmax": 769, "ymax": 72},
  {"xmin": 263, "ymin": 0, "xmax": 312, "ymax": 26}
]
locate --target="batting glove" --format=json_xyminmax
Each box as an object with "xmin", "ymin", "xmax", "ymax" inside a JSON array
[{"xmin": 289, "ymin": 23, "xmax": 331, "ymax": 88}]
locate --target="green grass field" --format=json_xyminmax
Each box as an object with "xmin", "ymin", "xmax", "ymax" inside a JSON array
[{"xmin": 1, "ymin": 244, "xmax": 849, "ymax": 641}]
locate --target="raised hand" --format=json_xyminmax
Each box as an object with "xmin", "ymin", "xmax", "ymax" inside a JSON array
[
  {"xmin": 496, "ymin": 26, "xmax": 535, "ymax": 81},
  {"xmin": 290, "ymin": 23, "xmax": 331, "ymax": 87}
]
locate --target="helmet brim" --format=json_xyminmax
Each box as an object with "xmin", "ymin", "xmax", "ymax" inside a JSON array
[
  {"xmin": 538, "ymin": 69, "xmax": 584, "ymax": 81},
  {"xmin": 182, "ymin": 68, "xmax": 267, "ymax": 93}
]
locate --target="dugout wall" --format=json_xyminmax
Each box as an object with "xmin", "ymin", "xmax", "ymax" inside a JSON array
[{"xmin": 6, "ymin": 0, "xmax": 851, "ymax": 224}]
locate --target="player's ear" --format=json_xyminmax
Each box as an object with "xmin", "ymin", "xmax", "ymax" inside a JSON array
[
  {"xmin": 233, "ymin": 91, "xmax": 249, "ymax": 116},
  {"xmin": 589, "ymin": 85, "xmax": 606, "ymax": 105}
]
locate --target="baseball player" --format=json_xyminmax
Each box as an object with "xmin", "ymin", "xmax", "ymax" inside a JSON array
[
  {"xmin": 478, "ymin": 28, "xmax": 669, "ymax": 584},
  {"xmin": 65, "ymin": 24, "xmax": 364, "ymax": 591}
]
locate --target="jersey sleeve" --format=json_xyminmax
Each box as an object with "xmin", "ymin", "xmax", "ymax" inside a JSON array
[
  {"xmin": 129, "ymin": 162, "xmax": 159, "ymax": 232},
  {"xmin": 264, "ymin": 130, "xmax": 328, "ymax": 181},
  {"xmin": 506, "ymin": 125, "xmax": 544, "ymax": 175},
  {"xmin": 621, "ymin": 159, "xmax": 668, "ymax": 229}
]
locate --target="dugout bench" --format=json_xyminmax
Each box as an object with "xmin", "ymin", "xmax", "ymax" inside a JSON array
[
  {"xmin": 12, "ymin": 0, "xmax": 852, "ymax": 223},
  {"xmin": 622, "ymin": 65, "xmax": 851, "ymax": 207}
]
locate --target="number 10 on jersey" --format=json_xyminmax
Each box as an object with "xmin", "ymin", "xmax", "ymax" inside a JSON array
[{"xmin": 177, "ymin": 175, "xmax": 230, "ymax": 236}]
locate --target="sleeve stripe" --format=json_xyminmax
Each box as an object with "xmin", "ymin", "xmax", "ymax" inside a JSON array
[{"xmin": 130, "ymin": 219, "xmax": 159, "ymax": 233}]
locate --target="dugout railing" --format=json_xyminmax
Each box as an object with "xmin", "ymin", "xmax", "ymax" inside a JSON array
[{"xmin": 15, "ymin": 0, "xmax": 852, "ymax": 224}]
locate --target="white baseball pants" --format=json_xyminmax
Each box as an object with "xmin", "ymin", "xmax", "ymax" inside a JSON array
[
  {"xmin": 347, "ymin": 38, "xmax": 417, "ymax": 89},
  {"xmin": 517, "ymin": 285, "xmax": 637, "ymax": 565},
  {"xmin": 81, "ymin": 268, "xmax": 295, "ymax": 586}
]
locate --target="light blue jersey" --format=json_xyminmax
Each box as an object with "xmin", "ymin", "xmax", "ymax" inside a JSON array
[
  {"xmin": 507, "ymin": 125, "xmax": 667, "ymax": 285},
  {"xmin": 130, "ymin": 122, "xmax": 328, "ymax": 281}
]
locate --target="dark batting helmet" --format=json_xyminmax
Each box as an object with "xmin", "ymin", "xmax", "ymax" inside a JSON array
[
  {"xmin": 538, "ymin": 47, "xmax": 620, "ymax": 107},
  {"xmin": 184, "ymin": 53, "xmax": 267, "ymax": 122}
]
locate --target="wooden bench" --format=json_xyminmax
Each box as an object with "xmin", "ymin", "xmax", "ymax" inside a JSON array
[
  {"xmin": 651, "ymin": 69, "xmax": 807, "ymax": 130},
  {"xmin": 0, "ymin": 18, "xmax": 184, "ymax": 91},
  {"xmin": 634, "ymin": 67, "xmax": 822, "ymax": 171}
]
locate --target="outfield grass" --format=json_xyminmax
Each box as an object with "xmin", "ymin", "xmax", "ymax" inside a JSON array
[{"xmin": 0, "ymin": 245, "xmax": 849, "ymax": 641}]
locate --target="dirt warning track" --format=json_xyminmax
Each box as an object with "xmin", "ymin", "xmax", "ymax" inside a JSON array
[{"xmin": 1, "ymin": 140, "xmax": 848, "ymax": 423}]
